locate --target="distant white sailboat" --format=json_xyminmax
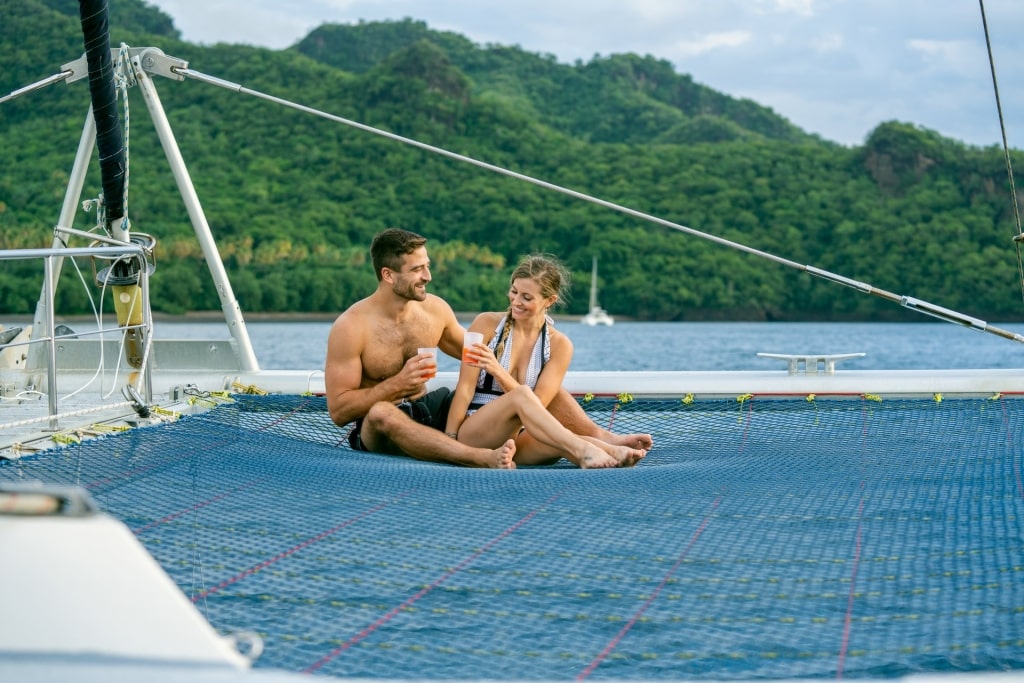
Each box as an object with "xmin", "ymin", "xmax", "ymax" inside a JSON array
[{"xmin": 581, "ymin": 256, "xmax": 614, "ymax": 326}]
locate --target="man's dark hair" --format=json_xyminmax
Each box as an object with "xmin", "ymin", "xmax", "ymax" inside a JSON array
[{"xmin": 370, "ymin": 228, "xmax": 427, "ymax": 281}]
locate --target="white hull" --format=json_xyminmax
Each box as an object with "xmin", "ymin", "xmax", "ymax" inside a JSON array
[{"xmin": 581, "ymin": 306, "xmax": 614, "ymax": 326}]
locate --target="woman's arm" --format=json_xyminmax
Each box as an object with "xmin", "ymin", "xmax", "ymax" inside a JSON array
[
  {"xmin": 531, "ymin": 331, "xmax": 573, "ymax": 408},
  {"xmin": 444, "ymin": 314, "xmax": 495, "ymax": 437}
]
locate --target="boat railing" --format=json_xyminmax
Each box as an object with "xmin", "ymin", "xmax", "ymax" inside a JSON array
[{"xmin": 0, "ymin": 243, "xmax": 151, "ymax": 427}]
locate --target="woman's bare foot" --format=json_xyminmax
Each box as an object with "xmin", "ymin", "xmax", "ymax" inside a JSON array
[
  {"xmin": 608, "ymin": 444, "xmax": 647, "ymax": 467},
  {"xmin": 489, "ymin": 439, "xmax": 516, "ymax": 469},
  {"xmin": 583, "ymin": 436, "xmax": 646, "ymax": 467},
  {"xmin": 604, "ymin": 431, "xmax": 653, "ymax": 451},
  {"xmin": 577, "ymin": 444, "xmax": 618, "ymax": 469}
]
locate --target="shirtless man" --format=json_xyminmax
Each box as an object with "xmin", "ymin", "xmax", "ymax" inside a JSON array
[{"xmin": 324, "ymin": 228, "xmax": 653, "ymax": 468}]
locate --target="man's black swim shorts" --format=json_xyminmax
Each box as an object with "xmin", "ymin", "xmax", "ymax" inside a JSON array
[{"xmin": 347, "ymin": 387, "xmax": 454, "ymax": 451}]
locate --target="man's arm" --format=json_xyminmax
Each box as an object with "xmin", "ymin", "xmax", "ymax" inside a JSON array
[
  {"xmin": 435, "ymin": 296, "xmax": 466, "ymax": 361},
  {"xmin": 324, "ymin": 314, "xmax": 424, "ymax": 427}
]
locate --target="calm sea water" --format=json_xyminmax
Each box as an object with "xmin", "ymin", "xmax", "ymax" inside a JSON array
[{"xmin": 149, "ymin": 319, "xmax": 1024, "ymax": 372}]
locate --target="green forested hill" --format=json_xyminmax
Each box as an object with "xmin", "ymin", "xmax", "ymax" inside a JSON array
[
  {"xmin": 294, "ymin": 19, "xmax": 812, "ymax": 145},
  {"xmin": 1, "ymin": 0, "xmax": 1022, "ymax": 321}
]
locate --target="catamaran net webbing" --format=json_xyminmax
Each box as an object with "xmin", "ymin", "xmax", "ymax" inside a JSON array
[{"xmin": 2, "ymin": 393, "xmax": 1023, "ymax": 680}]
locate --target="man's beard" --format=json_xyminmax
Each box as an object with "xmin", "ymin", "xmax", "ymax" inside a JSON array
[{"xmin": 394, "ymin": 279, "xmax": 426, "ymax": 302}]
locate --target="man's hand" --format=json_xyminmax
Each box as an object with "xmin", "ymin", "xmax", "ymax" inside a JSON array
[{"xmin": 392, "ymin": 351, "xmax": 435, "ymax": 399}]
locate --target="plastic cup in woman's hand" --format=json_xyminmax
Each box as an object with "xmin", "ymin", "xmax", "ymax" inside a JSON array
[{"xmin": 462, "ymin": 332, "xmax": 483, "ymax": 363}]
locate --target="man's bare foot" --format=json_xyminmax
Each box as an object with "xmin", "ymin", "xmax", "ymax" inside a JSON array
[
  {"xmin": 578, "ymin": 444, "xmax": 618, "ymax": 469},
  {"xmin": 604, "ymin": 431, "xmax": 653, "ymax": 451}
]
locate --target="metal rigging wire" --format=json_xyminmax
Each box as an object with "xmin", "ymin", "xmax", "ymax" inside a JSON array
[
  {"xmin": 0, "ymin": 70, "xmax": 73, "ymax": 105},
  {"xmin": 978, "ymin": 0, "xmax": 1024, "ymax": 301},
  {"xmin": 175, "ymin": 64, "xmax": 1024, "ymax": 345}
]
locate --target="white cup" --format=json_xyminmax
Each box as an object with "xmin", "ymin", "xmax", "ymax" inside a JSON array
[
  {"xmin": 417, "ymin": 347, "xmax": 437, "ymax": 379},
  {"xmin": 462, "ymin": 332, "xmax": 483, "ymax": 363}
]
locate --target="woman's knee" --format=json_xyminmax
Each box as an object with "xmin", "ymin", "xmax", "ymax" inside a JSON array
[
  {"xmin": 509, "ymin": 384, "xmax": 538, "ymax": 404},
  {"xmin": 512, "ymin": 385, "xmax": 536, "ymax": 401}
]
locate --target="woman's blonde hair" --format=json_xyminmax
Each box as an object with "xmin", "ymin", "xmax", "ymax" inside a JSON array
[
  {"xmin": 509, "ymin": 254, "xmax": 570, "ymax": 304},
  {"xmin": 494, "ymin": 254, "xmax": 571, "ymax": 358}
]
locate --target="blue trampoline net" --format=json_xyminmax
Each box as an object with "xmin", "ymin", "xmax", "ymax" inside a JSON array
[{"xmin": 2, "ymin": 393, "xmax": 1024, "ymax": 680}]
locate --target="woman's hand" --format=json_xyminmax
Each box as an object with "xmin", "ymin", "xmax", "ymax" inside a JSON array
[
  {"xmin": 464, "ymin": 342, "xmax": 520, "ymax": 392},
  {"xmin": 462, "ymin": 342, "xmax": 496, "ymax": 373}
]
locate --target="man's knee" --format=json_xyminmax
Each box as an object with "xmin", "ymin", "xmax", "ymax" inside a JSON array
[
  {"xmin": 365, "ymin": 401, "xmax": 401, "ymax": 431},
  {"xmin": 361, "ymin": 402, "xmax": 406, "ymax": 453}
]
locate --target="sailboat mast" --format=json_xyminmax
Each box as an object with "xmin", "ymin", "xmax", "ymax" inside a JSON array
[{"xmin": 589, "ymin": 256, "xmax": 598, "ymax": 310}]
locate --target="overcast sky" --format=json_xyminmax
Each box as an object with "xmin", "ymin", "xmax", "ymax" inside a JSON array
[{"xmin": 148, "ymin": 0, "xmax": 1023, "ymax": 148}]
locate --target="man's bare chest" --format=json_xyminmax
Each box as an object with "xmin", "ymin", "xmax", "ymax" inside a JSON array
[{"xmin": 361, "ymin": 319, "xmax": 438, "ymax": 383}]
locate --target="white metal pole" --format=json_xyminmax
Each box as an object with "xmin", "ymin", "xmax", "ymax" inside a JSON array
[
  {"xmin": 130, "ymin": 49, "xmax": 259, "ymax": 372},
  {"xmin": 31, "ymin": 108, "xmax": 97, "ymax": 345}
]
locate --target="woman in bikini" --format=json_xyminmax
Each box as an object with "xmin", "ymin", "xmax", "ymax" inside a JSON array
[{"xmin": 444, "ymin": 254, "xmax": 646, "ymax": 468}]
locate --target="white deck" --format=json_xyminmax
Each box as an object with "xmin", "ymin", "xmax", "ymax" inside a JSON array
[
  {"xmin": 3, "ymin": 354, "xmax": 1022, "ymax": 458},
  {"xmin": 231, "ymin": 366, "xmax": 1024, "ymax": 401}
]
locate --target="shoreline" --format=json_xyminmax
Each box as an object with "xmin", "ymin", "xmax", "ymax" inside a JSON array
[
  {"xmin": 5, "ymin": 311, "xmax": 1022, "ymax": 326},
  {"xmin": 0, "ymin": 311, "xmax": 599, "ymax": 325},
  {"xmin": 152, "ymin": 311, "xmax": 609, "ymax": 323}
]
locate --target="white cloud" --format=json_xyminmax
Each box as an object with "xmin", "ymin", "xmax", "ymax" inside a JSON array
[
  {"xmin": 156, "ymin": 0, "xmax": 316, "ymax": 48},
  {"xmin": 755, "ymin": 0, "xmax": 815, "ymax": 16},
  {"xmin": 614, "ymin": 0, "xmax": 684, "ymax": 23},
  {"xmin": 811, "ymin": 33, "xmax": 844, "ymax": 52},
  {"xmin": 908, "ymin": 38, "xmax": 984, "ymax": 77},
  {"xmin": 675, "ymin": 31, "xmax": 751, "ymax": 58}
]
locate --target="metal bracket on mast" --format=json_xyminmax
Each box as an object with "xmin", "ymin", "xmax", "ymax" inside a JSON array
[{"xmin": 61, "ymin": 47, "xmax": 187, "ymax": 84}]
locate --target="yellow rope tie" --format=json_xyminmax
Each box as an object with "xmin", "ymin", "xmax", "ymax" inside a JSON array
[
  {"xmin": 806, "ymin": 393, "xmax": 819, "ymax": 425},
  {"xmin": 736, "ymin": 393, "xmax": 754, "ymax": 422},
  {"xmin": 980, "ymin": 392, "xmax": 1003, "ymax": 413},
  {"xmin": 80, "ymin": 423, "xmax": 131, "ymax": 436},
  {"xmin": 150, "ymin": 405, "xmax": 181, "ymax": 419},
  {"xmin": 581, "ymin": 393, "xmax": 595, "ymax": 404},
  {"xmin": 51, "ymin": 432, "xmax": 81, "ymax": 445},
  {"xmin": 862, "ymin": 393, "xmax": 882, "ymax": 403},
  {"xmin": 186, "ymin": 390, "xmax": 236, "ymax": 408},
  {"xmin": 681, "ymin": 393, "xmax": 695, "ymax": 405},
  {"xmin": 231, "ymin": 382, "xmax": 268, "ymax": 396},
  {"xmin": 933, "ymin": 393, "xmax": 943, "ymax": 404},
  {"xmin": 616, "ymin": 392, "xmax": 634, "ymax": 405}
]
